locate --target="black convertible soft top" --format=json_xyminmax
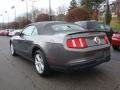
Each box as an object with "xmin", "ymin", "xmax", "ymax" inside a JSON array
[
  {"xmin": 27, "ymin": 21, "xmax": 83, "ymax": 35},
  {"xmin": 32, "ymin": 21, "xmax": 73, "ymax": 35}
]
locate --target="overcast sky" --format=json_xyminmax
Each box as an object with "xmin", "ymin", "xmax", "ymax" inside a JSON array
[{"xmin": 0, "ymin": 0, "xmax": 115, "ymax": 23}]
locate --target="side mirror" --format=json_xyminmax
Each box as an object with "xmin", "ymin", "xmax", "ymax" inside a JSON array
[
  {"xmin": 15, "ymin": 32, "xmax": 21, "ymax": 36},
  {"xmin": 20, "ymin": 32, "xmax": 25, "ymax": 36}
]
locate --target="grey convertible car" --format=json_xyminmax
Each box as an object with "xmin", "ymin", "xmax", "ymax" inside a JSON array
[{"xmin": 10, "ymin": 21, "xmax": 111, "ymax": 76}]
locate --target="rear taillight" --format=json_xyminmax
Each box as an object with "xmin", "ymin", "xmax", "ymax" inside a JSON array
[
  {"xmin": 104, "ymin": 36, "xmax": 109, "ymax": 44},
  {"xmin": 67, "ymin": 37, "xmax": 87, "ymax": 48}
]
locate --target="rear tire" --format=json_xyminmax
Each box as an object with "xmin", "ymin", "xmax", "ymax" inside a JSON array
[
  {"xmin": 10, "ymin": 43, "xmax": 17, "ymax": 56},
  {"xmin": 34, "ymin": 50, "xmax": 50, "ymax": 77},
  {"xmin": 112, "ymin": 46, "xmax": 119, "ymax": 50}
]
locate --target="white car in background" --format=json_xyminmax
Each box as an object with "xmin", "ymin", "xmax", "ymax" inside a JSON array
[{"xmin": 9, "ymin": 29, "xmax": 22, "ymax": 36}]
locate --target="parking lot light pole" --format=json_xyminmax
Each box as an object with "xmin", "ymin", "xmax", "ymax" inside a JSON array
[
  {"xmin": 5, "ymin": 11, "xmax": 9, "ymax": 29},
  {"xmin": 11, "ymin": 6, "xmax": 16, "ymax": 22},
  {"xmin": 0, "ymin": 14, "xmax": 4, "ymax": 29},
  {"xmin": 11, "ymin": 6, "xmax": 17, "ymax": 29},
  {"xmin": 21, "ymin": 0, "xmax": 29, "ymax": 21},
  {"xmin": 49, "ymin": 0, "xmax": 52, "ymax": 21},
  {"xmin": 31, "ymin": 0, "xmax": 36, "ymax": 22}
]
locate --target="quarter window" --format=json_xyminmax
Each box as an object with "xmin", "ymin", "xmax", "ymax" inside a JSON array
[
  {"xmin": 22, "ymin": 26, "xmax": 35, "ymax": 36},
  {"xmin": 32, "ymin": 28, "xmax": 38, "ymax": 35}
]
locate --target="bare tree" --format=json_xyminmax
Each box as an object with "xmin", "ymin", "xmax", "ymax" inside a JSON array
[
  {"xmin": 56, "ymin": 5, "xmax": 67, "ymax": 15},
  {"xmin": 31, "ymin": 8, "xmax": 39, "ymax": 22},
  {"xmin": 55, "ymin": 14, "xmax": 65, "ymax": 21},
  {"xmin": 35, "ymin": 14, "xmax": 49, "ymax": 22},
  {"xmin": 16, "ymin": 16, "xmax": 31, "ymax": 28}
]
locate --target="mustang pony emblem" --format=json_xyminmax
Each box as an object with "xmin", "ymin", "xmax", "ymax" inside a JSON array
[{"xmin": 94, "ymin": 36, "xmax": 101, "ymax": 44}]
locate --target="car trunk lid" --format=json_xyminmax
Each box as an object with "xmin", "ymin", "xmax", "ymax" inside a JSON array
[{"xmin": 65, "ymin": 31, "xmax": 109, "ymax": 48}]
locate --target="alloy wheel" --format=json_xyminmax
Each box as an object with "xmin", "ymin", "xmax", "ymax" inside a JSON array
[
  {"xmin": 35, "ymin": 53, "xmax": 45, "ymax": 74},
  {"xmin": 10, "ymin": 44, "xmax": 14, "ymax": 55}
]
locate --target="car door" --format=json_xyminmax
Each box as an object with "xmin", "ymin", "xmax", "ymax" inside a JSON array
[
  {"xmin": 26, "ymin": 26, "xmax": 39, "ymax": 58},
  {"xmin": 17, "ymin": 26, "xmax": 35, "ymax": 56}
]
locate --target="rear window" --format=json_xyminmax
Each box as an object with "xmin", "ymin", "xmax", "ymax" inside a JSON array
[
  {"xmin": 87, "ymin": 22, "xmax": 106, "ymax": 30},
  {"xmin": 104, "ymin": 25, "xmax": 111, "ymax": 31},
  {"xmin": 51, "ymin": 24, "xmax": 83, "ymax": 31},
  {"xmin": 76, "ymin": 22, "xmax": 87, "ymax": 29}
]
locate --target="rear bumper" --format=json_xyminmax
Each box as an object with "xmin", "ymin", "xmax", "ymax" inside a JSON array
[
  {"xmin": 51, "ymin": 56, "xmax": 110, "ymax": 71},
  {"xmin": 46, "ymin": 43, "xmax": 111, "ymax": 71},
  {"xmin": 112, "ymin": 38, "xmax": 120, "ymax": 46},
  {"xmin": 65, "ymin": 56, "xmax": 110, "ymax": 71}
]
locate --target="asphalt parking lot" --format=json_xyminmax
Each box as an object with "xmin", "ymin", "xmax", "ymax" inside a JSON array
[{"xmin": 0, "ymin": 36, "xmax": 120, "ymax": 90}]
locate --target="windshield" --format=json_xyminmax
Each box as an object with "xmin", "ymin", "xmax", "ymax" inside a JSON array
[{"xmin": 51, "ymin": 24, "xmax": 84, "ymax": 31}]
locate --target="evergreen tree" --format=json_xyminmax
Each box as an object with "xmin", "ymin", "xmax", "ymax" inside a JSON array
[
  {"xmin": 68, "ymin": 0, "xmax": 77, "ymax": 11},
  {"xmin": 80, "ymin": 0, "xmax": 105, "ymax": 14},
  {"xmin": 81, "ymin": 0, "xmax": 92, "ymax": 14},
  {"xmin": 104, "ymin": 0, "xmax": 112, "ymax": 25}
]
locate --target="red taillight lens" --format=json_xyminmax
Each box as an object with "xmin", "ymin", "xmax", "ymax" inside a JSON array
[
  {"xmin": 67, "ymin": 37, "xmax": 87, "ymax": 48},
  {"xmin": 104, "ymin": 36, "xmax": 109, "ymax": 44}
]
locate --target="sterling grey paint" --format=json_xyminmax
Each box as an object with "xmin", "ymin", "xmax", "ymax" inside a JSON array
[{"xmin": 10, "ymin": 21, "xmax": 111, "ymax": 71}]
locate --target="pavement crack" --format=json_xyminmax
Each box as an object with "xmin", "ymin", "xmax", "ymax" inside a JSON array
[
  {"xmin": 21, "ymin": 71, "xmax": 41, "ymax": 90},
  {"xmin": 114, "ymin": 84, "xmax": 120, "ymax": 90},
  {"xmin": 0, "ymin": 50, "xmax": 10, "ymax": 62},
  {"xmin": 0, "ymin": 50, "xmax": 41, "ymax": 90}
]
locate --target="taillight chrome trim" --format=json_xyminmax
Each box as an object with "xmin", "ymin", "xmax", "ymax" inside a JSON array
[
  {"xmin": 72, "ymin": 40, "xmax": 76, "ymax": 47},
  {"xmin": 104, "ymin": 36, "xmax": 109, "ymax": 44},
  {"xmin": 79, "ymin": 38, "xmax": 84, "ymax": 47}
]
